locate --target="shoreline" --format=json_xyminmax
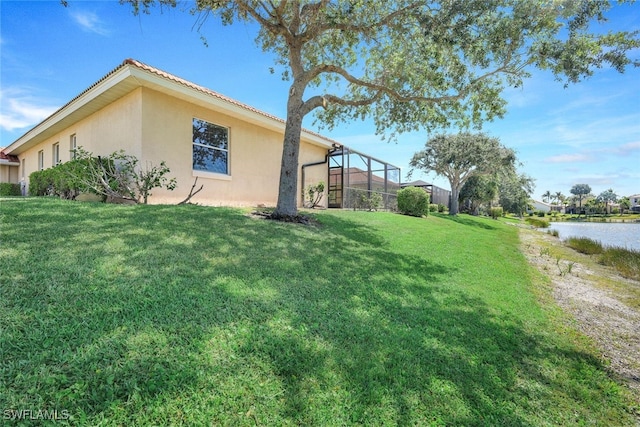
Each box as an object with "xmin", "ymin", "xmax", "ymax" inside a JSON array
[{"xmin": 518, "ymin": 227, "xmax": 640, "ymax": 414}]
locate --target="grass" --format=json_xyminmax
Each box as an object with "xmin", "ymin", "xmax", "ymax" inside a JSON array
[
  {"xmin": 525, "ymin": 217, "xmax": 550, "ymax": 228},
  {"xmin": 1, "ymin": 198, "xmax": 638, "ymax": 425},
  {"xmin": 566, "ymin": 237, "xmax": 605, "ymax": 255},
  {"xmin": 565, "ymin": 237, "xmax": 640, "ymax": 281}
]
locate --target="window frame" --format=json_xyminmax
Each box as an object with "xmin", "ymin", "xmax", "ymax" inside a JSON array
[
  {"xmin": 70, "ymin": 134, "xmax": 77, "ymax": 160},
  {"xmin": 38, "ymin": 150, "xmax": 44, "ymax": 171},
  {"xmin": 52, "ymin": 142, "xmax": 60, "ymax": 166},
  {"xmin": 192, "ymin": 117, "xmax": 230, "ymax": 177}
]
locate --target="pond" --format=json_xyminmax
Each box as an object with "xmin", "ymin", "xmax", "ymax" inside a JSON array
[{"xmin": 548, "ymin": 221, "xmax": 640, "ymax": 251}]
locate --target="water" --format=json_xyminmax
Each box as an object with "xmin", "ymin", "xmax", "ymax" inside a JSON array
[{"xmin": 548, "ymin": 222, "xmax": 640, "ymax": 251}]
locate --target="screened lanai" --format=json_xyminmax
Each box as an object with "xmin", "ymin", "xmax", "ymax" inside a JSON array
[{"xmin": 326, "ymin": 146, "xmax": 401, "ymax": 210}]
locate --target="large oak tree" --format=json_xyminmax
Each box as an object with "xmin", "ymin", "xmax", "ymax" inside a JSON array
[
  {"xmin": 410, "ymin": 132, "xmax": 517, "ymax": 215},
  {"xmin": 121, "ymin": 0, "xmax": 639, "ymax": 217}
]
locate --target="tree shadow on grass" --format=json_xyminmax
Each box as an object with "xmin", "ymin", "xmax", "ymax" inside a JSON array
[
  {"xmin": 0, "ymin": 200, "xmax": 629, "ymax": 425},
  {"xmin": 435, "ymin": 212, "xmax": 498, "ymax": 230}
]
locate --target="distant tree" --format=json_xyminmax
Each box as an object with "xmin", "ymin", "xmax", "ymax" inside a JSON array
[
  {"xmin": 542, "ymin": 190, "xmax": 551, "ymax": 203},
  {"xmin": 498, "ymin": 172, "xmax": 535, "ymax": 217},
  {"xmin": 554, "ymin": 191, "xmax": 564, "ymax": 206},
  {"xmin": 410, "ymin": 133, "xmax": 516, "ymax": 215},
  {"xmin": 459, "ymin": 175, "xmax": 498, "ymax": 215},
  {"xmin": 619, "ymin": 196, "xmax": 631, "ymax": 215},
  {"xmin": 585, "ymin": 197, "xmax": 601, "ymax": 216},
  {"xmin": 570, "ymin": 183, "xmax": 592, "ymax": 212},
  {"xmin": 597, "ymin": 188, "xmax": 618, "ymax": 215},
  {"xmin": 118, "ymin": 0, "xmax": 640, "ymax": 219}
]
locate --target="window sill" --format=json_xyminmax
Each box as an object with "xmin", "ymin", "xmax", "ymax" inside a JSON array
[{"xmin": 193, "ymin": 170, "xmax": 232, "ymax": 181}]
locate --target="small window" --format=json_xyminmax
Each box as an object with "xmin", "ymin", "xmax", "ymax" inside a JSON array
[
  {"xmin": 192, "ymin": 118, "xmax": 229, "ymax": 175},
  {"xmin": 21, "ymin": 159, "xmax": 26, "ymax": 179},
  {"xmin": 38, "ymin": 150, "xmax": 44, "ymax": 170},
  {"xmin": 70, "ymin": 134, "xmax": 77, "ymax": 159},
  {"xmin": 53, "ymin": 142, "xmax": 60, "ymax": 165}
]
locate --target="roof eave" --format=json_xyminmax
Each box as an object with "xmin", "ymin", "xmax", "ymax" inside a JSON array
[{"xmin": 6, "ymin": 60, "xmax": 337, "ymax": 155}]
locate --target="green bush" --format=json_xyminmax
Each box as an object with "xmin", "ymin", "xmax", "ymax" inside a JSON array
[
  {"xmin": 29, "ymin": 169, "xmax": 55, "ymax": 196},
  {"xmin": 489, "ymin": 206, "xmax": 503, "ymax": 219},
  {"xmin": 0, "ymin": 183, "xmax": 21, "ymax": 196},
  {"xmin": 29, "ymin": 160, "xmax": 88, "ymax": 199},
  {"xmin": 351, "ymin": 189, "xmax": 383, "ymax": 211},
  {"xmin": 438, "ymin": 204, "xmax": 447, "ymax": 213},
  {"xmin": 429, "ymin": 203, "xmax": 438, "ymax": 212},
  {"xmin": 397, "ymin": 186, "xmax": 429, "ymax": 217}
]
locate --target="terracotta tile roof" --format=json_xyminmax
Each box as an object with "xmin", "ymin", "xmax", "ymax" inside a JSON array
[{"xmin": 0, "ymin": 151, "xmax": 19, "ymax": 163}]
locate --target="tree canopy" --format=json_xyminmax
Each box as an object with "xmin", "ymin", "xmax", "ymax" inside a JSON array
[
  {"xmin": 409, "ymin": 132, "xmax": 516, "ymax": 215},
  {"xmin": 498, "ymin": 172, "xmax": 535, "ymax": 217},
  {"xmin": 570, "ymin": 183, "xmax": 592, "ymax": 208},
  {"xmin": 120, "ymin": 0, "xmax": 640, "ymax": 217}
]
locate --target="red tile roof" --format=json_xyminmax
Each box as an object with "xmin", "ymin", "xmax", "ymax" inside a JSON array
[{"xmin": 0, "ymin": 151, "xmax": 19, "ymax": 163}]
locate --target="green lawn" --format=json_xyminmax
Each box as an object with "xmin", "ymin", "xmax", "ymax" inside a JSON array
[{"xmin": 1, "ymin": 198, "xmax": 637, "ymax": 425}]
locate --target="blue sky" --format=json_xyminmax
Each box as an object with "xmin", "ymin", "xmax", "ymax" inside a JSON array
[{"xmin": 1, "ymin": 0, "xmax": 639, "ymax": 200}]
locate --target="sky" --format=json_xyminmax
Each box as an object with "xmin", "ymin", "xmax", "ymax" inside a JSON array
[{"xmin": 1, "ymin": 0, "xmax": 639, "ymax": 200}]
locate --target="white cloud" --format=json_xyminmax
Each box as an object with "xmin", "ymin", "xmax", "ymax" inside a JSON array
[
  {"xmin": 545, "ymin": 153, "xmax": 595, "ymax": 163},
  {"xmin": 70, "ymin": 10, "xmax": 110, "ymax": 36},
  {"xmin": 612, "ymin": 141, "xmax": 640, "ymax": 155},
  {"xmin": 0, "ymin": 89, "xmax": 59, "ymax": 132}
]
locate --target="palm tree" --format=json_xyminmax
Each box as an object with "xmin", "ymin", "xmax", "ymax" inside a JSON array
[
  {"xmin": 554, "ymin": 191, "xmax": 563, "ymax": 206},
  {"xmin": 542, "ymin": 190, "xmax": 551, "ymax": 203}
]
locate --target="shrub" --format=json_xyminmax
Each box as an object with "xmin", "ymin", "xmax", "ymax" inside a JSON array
[
  {"xmin": 429, "ymin": 203, "xmax": 438, "ymax": 212},
  {"xmin": 397, "ymin": 186, "xmax": 429, "ymax": 217},
  {"xmin": 489, "ymin": 207, "xmax": 503, "ymax": 219},
  {"xmin": 352, "ymin": 189, "xmax": 382, "ymax": 211},
  {"xmin": 0, "ymin": 183, "xmax": 21, "ymax": 196},
  {"xmin": 29, "ymin": 159, "xmax": 92, "ymax": 199},
  {"xmin": 438, "ymin": 204, "xmax": 447, "ymax": 213},
  {"xmin": 305, "ymin": 181, "xmax": 325, "ymax": 208},
  {"xmin": 71, "ymin": 147, "xmax": 177, "ymax": 204},
  {"xmin": 29, "ymin": 168, "xmax": 56, "ymax": 196}
]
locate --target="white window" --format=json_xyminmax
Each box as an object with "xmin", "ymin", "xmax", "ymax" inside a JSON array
[
  {"xmin": 38, "ymin": 150, "xmax": 44, "ymax": 171},
  {"xmin": 192, "ymin": 118, "xmax": 229, "ymax": 175},
  {"xmin": 53, "ymin": 142, "xmax": 60, "ymax": 165},
  {"xmin": 70, "ymin": 134, "xmax": 77, "ymax": 159}
]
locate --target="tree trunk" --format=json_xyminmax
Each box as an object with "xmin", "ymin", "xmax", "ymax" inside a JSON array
[
  {"xmin": 450, "ymin": 186, "xmax": 460, "ymax": 215},
  {"xmin": 273, "ymin": 87, "xmax": 305, "ymax": 218}
]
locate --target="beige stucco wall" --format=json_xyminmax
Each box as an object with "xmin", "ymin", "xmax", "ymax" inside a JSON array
[
  {"xmin": 16, "ymin": 89, "xmax": 143, "ymax": 191},
  {"xmin": 138, "ymin": 87, "xmax": 328, "ymax": 207},
  {"xmin": 0, "ymin": 164, "xmax": 19, "ymax": 184},
  {"xmin": 12, "ymin": 85, "xmax": 329, "ymax": 207}
]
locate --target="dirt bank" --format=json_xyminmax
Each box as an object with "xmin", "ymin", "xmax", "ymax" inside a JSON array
[{"xmin": 519, "ymin": 227, "xmax": 640, "ymax": 409}]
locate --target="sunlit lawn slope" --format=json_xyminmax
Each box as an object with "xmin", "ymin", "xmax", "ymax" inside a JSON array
[{"xmin": 0, "ymin": 198, "xmax": 636, "ymax": 425}]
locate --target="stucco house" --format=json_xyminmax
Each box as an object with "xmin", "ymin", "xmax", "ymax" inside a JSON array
[
  {"xmin": 629, "ymin": 194, "xmax": 640, "ymax": 212},
  {"xmin": 1, "ymin": 59, "xmax": 400, "ymax": 207},
  {"xmin": 0, "ymin": 151, "xmax": 20, "ymax": 186}
]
